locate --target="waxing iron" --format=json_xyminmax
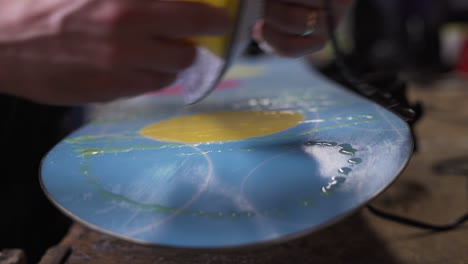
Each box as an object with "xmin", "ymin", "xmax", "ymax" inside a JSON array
[{"xmin": 176, "ymin": 0, "xmax": 263, "ymax": 105}]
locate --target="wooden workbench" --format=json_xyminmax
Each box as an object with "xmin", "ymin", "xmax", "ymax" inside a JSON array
[{"xmin": 40, "ymin": 79, "xmax": 468, "ymax": 264}]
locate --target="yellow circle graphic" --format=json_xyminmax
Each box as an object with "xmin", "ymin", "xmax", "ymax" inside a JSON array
[{"xmin": 140, "ymin": 111, "xmax": 305, "ymax": 143}]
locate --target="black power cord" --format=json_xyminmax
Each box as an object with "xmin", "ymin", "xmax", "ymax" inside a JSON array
[
  {"xmin": 367, "ymin": 205, "xmax": 468, "ymax": 231},
  {"xmin": 323, "ymin": 0, "xmax": 468, "ymax": 231}
]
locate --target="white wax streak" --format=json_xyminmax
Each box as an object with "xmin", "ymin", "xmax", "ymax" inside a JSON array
[{"xmin": 178, "ymin": 47, "xmax": 224, "ymax": 105}]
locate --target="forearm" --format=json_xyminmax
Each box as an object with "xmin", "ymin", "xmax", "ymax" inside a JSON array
[
  {"xmin": 0, "ymin": 0, "xmax": 229, "ymax": 105},
  {"xmin": 0, "ymin": 0, "xmax": 87, "ymax": 42}
]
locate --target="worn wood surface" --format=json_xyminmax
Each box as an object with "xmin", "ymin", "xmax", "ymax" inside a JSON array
[
  {"xmin": 0, "ymin": 249, "xmax": 27, "ymax": 264},
  {"xmin": 41, "ymin": 79, "xmax": 468, "ymax": 264},
  {"xmin": 38, "ymin": 246, "xmax": 71, "ymax": 264}
]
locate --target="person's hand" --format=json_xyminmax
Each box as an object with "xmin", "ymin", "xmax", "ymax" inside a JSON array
[
  {"xmin": 255, "ymin": 0, "xmax": 352, "ymax": 57},
  {"xmin": 0, "ymin": 0, "xmax": 229, "ymax": 104}
]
